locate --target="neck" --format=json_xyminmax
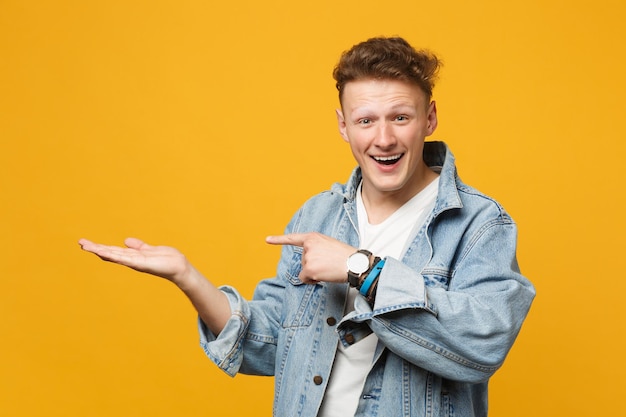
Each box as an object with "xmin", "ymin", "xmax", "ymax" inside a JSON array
[{"xmin": 360, "ymin": 167, "xmax": 438, "ymax": 225}]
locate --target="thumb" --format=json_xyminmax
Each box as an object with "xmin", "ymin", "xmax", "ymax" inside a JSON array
[{"xmin": 124, "ymin": 237, "xmax": 148, "ymax": 249}]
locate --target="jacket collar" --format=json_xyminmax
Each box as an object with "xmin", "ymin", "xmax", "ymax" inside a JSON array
[{"xmin": 425, "ymin": 141, "xmax": 463, "ymax": 215}]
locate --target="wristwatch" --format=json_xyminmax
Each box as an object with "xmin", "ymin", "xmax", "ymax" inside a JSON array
[{"xmin": 347, "ymin": 249, "xmax": 372, "ymax": 287}]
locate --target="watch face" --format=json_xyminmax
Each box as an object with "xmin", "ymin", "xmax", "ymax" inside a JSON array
[{"xmin": 348, "ymin": 252, "xmax": 370, "ymax": 274}]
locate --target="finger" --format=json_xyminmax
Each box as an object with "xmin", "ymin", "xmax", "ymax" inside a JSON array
[
  {"xmin": 265, "ymin": 233, "xmax": 307, "ymax": 247},
  {"xmin": 78, "ymin": 238, "xmax": 92, "ymax": 249},
  {"xmin": 298, "ymin": 270, "xmax": 318, "ymax": 285},
  {"xmin": 78, "ymin": 239, "xmax": 128, "ymax": 260},
  {"xmin": 78, "ymin": 238, "xmax": 105, "ymax": 253},
  {"xmin": 124, "ymin": 237, "xmax": 148, "ymax": 250},
  {"xmin": 78, "ymin": 238, "xmax": 147, "ymax": 271}
]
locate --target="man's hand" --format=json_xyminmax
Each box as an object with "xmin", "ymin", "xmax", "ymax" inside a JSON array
[
  {"xmin": 266, "ymin": 232, "xmax": 355, "ymax": 284},
  {"xmin": 78, "ymin": 237, "xmax": 192, "ymax": 287}
]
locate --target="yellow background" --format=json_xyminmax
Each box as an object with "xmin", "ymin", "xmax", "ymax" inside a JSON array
[{"xmin": 1, "ymin": 0, "xmax": 624, "ymax": 416}]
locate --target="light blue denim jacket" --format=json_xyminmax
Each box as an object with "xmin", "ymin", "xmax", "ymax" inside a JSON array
[{"xmin": 199, "ymin": 141, "xmax": 535, "ymax": 417}]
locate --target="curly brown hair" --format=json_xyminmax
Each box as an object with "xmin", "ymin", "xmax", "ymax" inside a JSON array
[{"xmin": 333, "ymin": 37, "xmax": 441, "ymax": 103}]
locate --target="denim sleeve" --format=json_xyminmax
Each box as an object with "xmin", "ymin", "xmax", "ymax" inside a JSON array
[
  {"xmin": 198, "ymin": 276, "xmax": 286, "ymax": 377},
  {"xmin": 346, "ymin": 219, "xmax": 535, "ymax": 384},
  {"xmin": 198, "ymin": 286, "xmax": 252, "ymax": 377}
]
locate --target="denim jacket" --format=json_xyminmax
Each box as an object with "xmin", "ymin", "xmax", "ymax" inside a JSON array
[{"xmin": 199, "ymin": 141, "xmax": 535, "ymax": 417}]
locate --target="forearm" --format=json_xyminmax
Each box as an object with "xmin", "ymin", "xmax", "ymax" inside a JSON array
[
  {"xmin": 369, "ymin": 284, "xmax": 532, "ymax": 382},
  {"xmin": 177, "ymin": 265, "xmax": 231, "ymax": 336},
  {"xmin": 348, "ymin": 231, "xmax": 534, "ymax": 382}
]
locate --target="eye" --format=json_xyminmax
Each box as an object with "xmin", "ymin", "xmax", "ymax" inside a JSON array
[
  {"xmin": 358, "ymin": 118, "xmax": 372, "ymax": 125},
  {"xmin": 395, "ymin": 115, "xmax": 409, "ymax": 121}
]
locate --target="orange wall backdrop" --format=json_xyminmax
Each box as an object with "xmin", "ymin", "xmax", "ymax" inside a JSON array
[{"xmin": 1, "ymin": 1, "xmax": 625, "ymax": 416}]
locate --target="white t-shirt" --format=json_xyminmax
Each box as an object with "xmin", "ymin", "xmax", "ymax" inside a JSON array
[{"xmin": 317, "ymin": 177, "xmax": 439, "ymax": 417}]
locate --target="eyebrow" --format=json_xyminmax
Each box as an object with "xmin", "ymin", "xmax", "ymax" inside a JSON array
[{"xmin": 350, "ymin": 103, "xmax": 416, "ymax": 116}]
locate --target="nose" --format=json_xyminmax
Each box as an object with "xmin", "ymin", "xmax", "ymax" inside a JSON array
[{"xmin": 374, "ymin": 121, "xmax": 396, "ymax": 149}]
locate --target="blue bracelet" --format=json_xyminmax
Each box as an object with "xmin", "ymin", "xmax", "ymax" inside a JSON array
[{"xmin": 359, "ymin": 258, "xmax": 385, "ymax": 296}]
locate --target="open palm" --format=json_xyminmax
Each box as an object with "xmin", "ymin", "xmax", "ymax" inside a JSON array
[{"xmin": 78, "ymin": 237, "xmax": 190, "ymax": 284}]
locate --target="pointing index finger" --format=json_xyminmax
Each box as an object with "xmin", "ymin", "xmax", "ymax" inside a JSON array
[{"xmin": 265, "ymin": 233, "xmax": 306, "ymax": 247}]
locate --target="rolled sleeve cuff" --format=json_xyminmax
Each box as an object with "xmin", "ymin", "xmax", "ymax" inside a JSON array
[
  {"xmin": 371, "ymin": 257, "xmax": 437, "ymax": 315},
  {"xmin": 339, "ymin": 258, "xmax": 437, "ymax": 330},
  {"xmin": 198, "ymin": 286, "xmax": 249, "ymax": 377}
]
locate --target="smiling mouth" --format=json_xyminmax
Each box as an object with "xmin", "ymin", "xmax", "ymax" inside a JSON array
[{"xmin": 372, "ymin": 154, "xmax": 403, "ymax": 165}]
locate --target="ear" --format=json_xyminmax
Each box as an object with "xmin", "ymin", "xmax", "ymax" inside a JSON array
[
  {"xmin": 336, "ymin": 108, "xmax": 349, "ymax": 142},
  {"xmin": 426, "ymin": 101, "xmax": 438, "ymax": 136}
]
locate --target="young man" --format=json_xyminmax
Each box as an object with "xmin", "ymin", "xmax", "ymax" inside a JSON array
[{"xmin": 79, "ymin": 37, "xmax": 535, "ymax": 416}]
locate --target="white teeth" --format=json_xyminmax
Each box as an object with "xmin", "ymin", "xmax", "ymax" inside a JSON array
[{"xmin": 374, "ymin": 154, "xmax": 402, "ymax": 162}]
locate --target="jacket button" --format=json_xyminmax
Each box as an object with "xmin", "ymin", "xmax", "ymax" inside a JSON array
[
  {"xmin": 326, "ymin": 317, "xmax": 337, "ymax": 326},
  {"xmin": 345, "ymin": 334, "xmax": 355, "ymax": 344},
  {"xmin": 313, "ymin": 375, "xmax": 323, "ymax": 385}
]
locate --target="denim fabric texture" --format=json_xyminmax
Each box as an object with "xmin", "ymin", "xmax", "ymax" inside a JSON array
[{"xmin": 199, "ymin": 141, "xmax": 535, "ymax": 417}]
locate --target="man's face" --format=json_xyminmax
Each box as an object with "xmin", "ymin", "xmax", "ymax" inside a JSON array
[{"xmin": 336, "ymin": 78, "xmax": 438, "ymax": 203}]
